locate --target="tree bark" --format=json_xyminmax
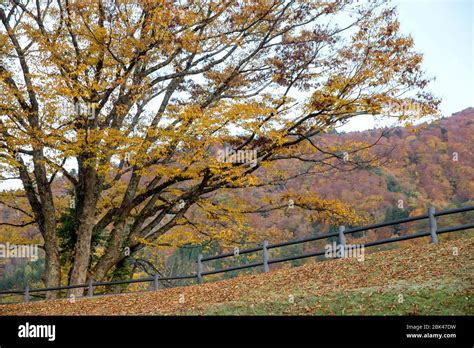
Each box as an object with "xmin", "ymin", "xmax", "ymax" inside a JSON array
[
  {"xmin": 33, "ymin": 157, "xmax": 61, "ymax": 299},
  {"xmin": 42, "ymin": 229, "xmax": 61, "ymax": 299},
  {"xmin": 68, "ymin": 167, "xmax": 99, "ymax": 296},
  {"xmin": 92, "ymin": 222, "xmax": 127, "ymax": 281}
]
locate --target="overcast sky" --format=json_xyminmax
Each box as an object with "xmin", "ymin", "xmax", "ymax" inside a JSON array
[
  {"xmin": 396, "ymin": 0, "xmax": 472, "ymax": 115},
  {"xmin": 341, "ymin": 0, "xmax": 473, "ymax": 131}
]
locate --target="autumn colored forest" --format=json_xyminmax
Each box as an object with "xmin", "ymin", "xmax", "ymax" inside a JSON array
[{"xmin": 237, "ymin": 108, "xmax": 474, "ymax": 240}]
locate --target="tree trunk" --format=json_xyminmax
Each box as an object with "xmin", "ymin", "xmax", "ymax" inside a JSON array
[
  {"xmin": 68, "ymin": 214, "xmax": 95, "ymax": 296},
  {"xmin": 92, "ymin": 175, "xmax": 141, "ymax": 280},
  {"xmin": 29, "ymin": 151, "xmax": 61, "ymax": 299},
  {"xmin": 68, "ymin": 168, "xmax": 99, "ymax": 296},
  {"xmin": 92, "ymin": 223, "xmax": 126, "ymax": 281},
  {"xmin": 42, "ymin": 236, "xmax": 61, "ymax": 300},
  {"xmin": 40, "ymin": 189, "xmax": 61, "ymax": 299}
]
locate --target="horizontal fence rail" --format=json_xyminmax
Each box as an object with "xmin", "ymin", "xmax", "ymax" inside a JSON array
[{"xmin": 0, "ymin": 205, "xmax": 473, "ymax": 304}]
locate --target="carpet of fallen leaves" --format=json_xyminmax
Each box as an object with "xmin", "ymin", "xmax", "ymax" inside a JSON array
[{"xmin": 0, "ymin": 236, "xmax": 472, "ymax": 315}]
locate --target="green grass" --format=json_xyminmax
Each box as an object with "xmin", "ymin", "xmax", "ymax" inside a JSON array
[{"xmin": 181, "ymin": 278, "xmax": 472, "ymax": 315}]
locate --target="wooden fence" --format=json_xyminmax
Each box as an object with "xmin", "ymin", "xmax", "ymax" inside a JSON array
[{"xmin": 0, "ymin": 205, "xmax": 472, "ymax": 304}]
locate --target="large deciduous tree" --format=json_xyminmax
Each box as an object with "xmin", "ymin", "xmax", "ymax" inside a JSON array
[{"xmin": 0, "ymin": 0, "xmax": 438, "ymax": 296}]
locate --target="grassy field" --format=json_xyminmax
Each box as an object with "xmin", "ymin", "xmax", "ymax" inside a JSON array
[{"xmin": 0, "ymin": 235, "xmax": 472, "ymax": 315}]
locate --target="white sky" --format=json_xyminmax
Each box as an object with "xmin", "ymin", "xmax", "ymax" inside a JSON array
[{"xmin": 340, "ymin": 0, "xmax": 474, "ymax": 132}]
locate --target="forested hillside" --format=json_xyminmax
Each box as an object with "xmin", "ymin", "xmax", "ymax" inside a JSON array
[{"xmin": 244, "ymin": 107, "xmax": 474, "ymax": 240}]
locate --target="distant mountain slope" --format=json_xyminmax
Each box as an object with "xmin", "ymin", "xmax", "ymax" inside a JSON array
[{"xmin": 244, "ymin": 108, "xmax": 474, "ymax": 239}]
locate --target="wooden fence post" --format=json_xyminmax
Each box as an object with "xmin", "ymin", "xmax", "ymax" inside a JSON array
[
  {"xmin": 153, "ymin": 273, "xmax": 159, "ymax": 291},
  {"xmin": 262, "ymin": 240, "xmax": 269, "ymax": 273},
  {"xmin": 87, "ymin": 278, "xmax": 94, "ymax": 297},
  {"xmin": 197, "ymin": 254, "xmax": 203, "ymax": 284},
  {"xmin": 24, "ymin": 283, "xmax": 29, "ymax": 303},
  {"xmin": 428, "ymin": 207, "xmax": 439, "ymax": 244},
  {"xmin": 337, "ymin": 225, "xmax": 346, "ymax": 258}
]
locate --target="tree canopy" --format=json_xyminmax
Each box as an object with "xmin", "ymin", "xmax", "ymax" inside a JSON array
[{"xmin": 0, "ymin": 0, "xmax": 438, "ymax": 296}]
